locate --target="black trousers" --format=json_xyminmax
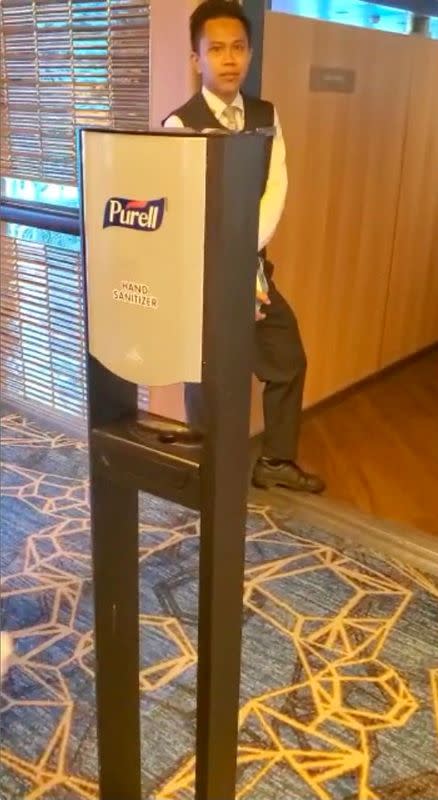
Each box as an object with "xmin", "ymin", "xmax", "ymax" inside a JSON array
[{"xmin": 184, "ymin": 278, "xmax": 306, "ymax": 461}]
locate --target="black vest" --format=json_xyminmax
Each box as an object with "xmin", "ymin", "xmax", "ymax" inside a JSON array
[{"xmin": 164, "ymin": 92, "xmax": 274, "ymax": 199}]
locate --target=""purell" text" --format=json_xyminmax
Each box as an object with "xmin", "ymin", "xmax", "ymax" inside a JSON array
[{"xmin": 103, "ymin": 197, "xmax": 166, "ymax": 231}]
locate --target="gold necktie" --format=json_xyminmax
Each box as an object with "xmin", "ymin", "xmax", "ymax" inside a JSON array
[{"xmin": 222, "ymin": 105, "xmax": 239, "ymax": 131}]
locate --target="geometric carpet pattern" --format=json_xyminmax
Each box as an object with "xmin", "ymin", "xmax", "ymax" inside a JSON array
[{"xmin": 1, "ymin": 412, "xmax": 438, "ymax": 799}]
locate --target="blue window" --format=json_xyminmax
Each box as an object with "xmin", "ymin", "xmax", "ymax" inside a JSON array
[
  {"xmin": 271, "ymin": 1, "xmax": 438, "ymax": 37},
  {"xmin": 1, "ymin": 178, "xmax": 79, "ymax": 209}
]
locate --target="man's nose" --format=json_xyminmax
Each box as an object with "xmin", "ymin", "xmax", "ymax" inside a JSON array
[{"xmin": 223, "ymin": 47, "xmax": 237, "ymax": 63}]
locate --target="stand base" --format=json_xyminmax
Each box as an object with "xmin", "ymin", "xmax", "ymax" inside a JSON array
[
  {"xmin": 137, "ymin": 411, "xmax": 203, "ymax": 446},
  {"xmin": 92, "ymin": 412, "xmax": 202, "ymax": 510}
]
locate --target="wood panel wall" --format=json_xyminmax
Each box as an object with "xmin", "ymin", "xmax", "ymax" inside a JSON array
[
  {"xmin": 263, "ymin": 12, "xmax": 416, "ymax": 406},
  {"xmin": 380, "ymin": 35, "xmax": 438, "ymax": 366}
]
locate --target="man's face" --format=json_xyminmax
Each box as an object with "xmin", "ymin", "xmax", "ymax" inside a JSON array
[{"xmin": 192, "ymin": 17, "xmax": 252, "ymax": 101}]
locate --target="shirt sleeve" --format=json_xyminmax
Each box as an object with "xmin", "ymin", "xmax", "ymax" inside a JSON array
[
  {"xmin": 258, "ymin": 107, "xmax": 288, "ymax": 252},
  {"xmin": 163, "ymin": 115, "xmax": 185, "ymax": 128}
]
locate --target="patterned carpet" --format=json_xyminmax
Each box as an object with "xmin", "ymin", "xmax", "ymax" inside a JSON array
[{"xmin": 1, "ymin": 412, "xmax": 437, "ymax": 800}]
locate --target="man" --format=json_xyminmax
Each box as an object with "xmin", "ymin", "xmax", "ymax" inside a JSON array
[{"xmin": 164, "ymin": 0, "xmax": 325, "ymax": 494}]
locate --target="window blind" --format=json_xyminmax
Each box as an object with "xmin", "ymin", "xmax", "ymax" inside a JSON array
[
  {"xmin": 1, "ymin": 0, "xmax": 151, "ymax": 185},
  {"xmin": 1, "ymin": 224, "xmax": 86, "ymax": 418},
  {"xmin": 0, "ymin": 0, "xmax": 151, "ymax": 425}
]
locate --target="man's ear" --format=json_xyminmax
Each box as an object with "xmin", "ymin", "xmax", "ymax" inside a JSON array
[{"xmin": 190, "ymin": 50, "xmax": 202, "ymax": 75}]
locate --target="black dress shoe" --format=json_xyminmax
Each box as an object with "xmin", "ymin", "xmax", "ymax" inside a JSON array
[{"xmin": 252, "ymin": 458, "xmax": 326, "ymax": 494}]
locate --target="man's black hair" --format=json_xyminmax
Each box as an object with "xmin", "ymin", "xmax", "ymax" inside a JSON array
[{"xmin": 190, "ymin": 1, "xmax": 252, "ymax": 52}]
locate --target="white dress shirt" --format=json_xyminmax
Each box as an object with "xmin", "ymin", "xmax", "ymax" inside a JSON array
[{"xmin": 164, "ymin": 86, "xmax": 288, "ymax": 252}]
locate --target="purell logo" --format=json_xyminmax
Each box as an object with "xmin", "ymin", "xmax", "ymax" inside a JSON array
[{"xmin": 103, "ymin": 197, "xmax": 166, "ymax": 231}]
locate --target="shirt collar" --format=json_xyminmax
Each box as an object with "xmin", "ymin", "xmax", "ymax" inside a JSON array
[{"xmin": 202, "ymin": 86, "xmax": 244, "ymax": 119}]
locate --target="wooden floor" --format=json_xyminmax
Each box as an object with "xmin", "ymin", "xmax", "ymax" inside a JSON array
[{"xmin": 299, "ymin": 348, "xmax": 438, "ymax": 536}]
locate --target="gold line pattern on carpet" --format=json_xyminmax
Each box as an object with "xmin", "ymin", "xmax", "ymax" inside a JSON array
[
  {"xmin": 157, "ymin": 533, "xmax": 418, "ymax": 800},
  {"xmin": 1, "ymin": 413, "xmax": 437, "ymax": 800}
]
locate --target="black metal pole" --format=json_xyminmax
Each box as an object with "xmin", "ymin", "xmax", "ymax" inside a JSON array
[
  {"xmin": 410, "ymin": 13, "xmax": 430, "ymax": 35},
  {"xmin": 87, "ymin": 362, "xmax": 141, "ymax": 800},
  {"xmin": 90, "ymin": 465, "xmax": 141, "ymax": 799},
  {"xmin": 0, "ymin": 199, "xmax": 80, "ymax": 235},
  {"xmin": 78, "ymin": 126, "xmax": 142, "ymax": 799},
  {"xmin": 195, "ymin": 134, "xmax": 264, "ymax": 799}
]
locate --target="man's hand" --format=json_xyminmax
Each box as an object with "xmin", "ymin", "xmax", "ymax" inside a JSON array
[{"xmin": 256, "ymin": 290, "xmax": 270, "ymax": 322}]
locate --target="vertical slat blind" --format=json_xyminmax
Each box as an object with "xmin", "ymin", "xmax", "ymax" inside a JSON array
[
  {"xmin": 1, "ymin": 0, "xmax": 150, "ymax": 184},
  {"xmin": 0, "ymin": 0, "xmax": 151, "ymax": 423},
  {"xmin": 1, "ymin": 225, "xmax": 86, "ymax": 417}
]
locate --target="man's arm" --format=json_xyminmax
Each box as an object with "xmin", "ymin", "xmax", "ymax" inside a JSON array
[
  {"xmin": 163, "ymin": 115, "xmax": 185, "ymax": 128},
  {"xmin": 258, "ymin": 107, "xmax": 288, "ymax": 252},
  {"xmin": 164, "ymin": 109, "xmax": 288, "ymax": 252}
]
